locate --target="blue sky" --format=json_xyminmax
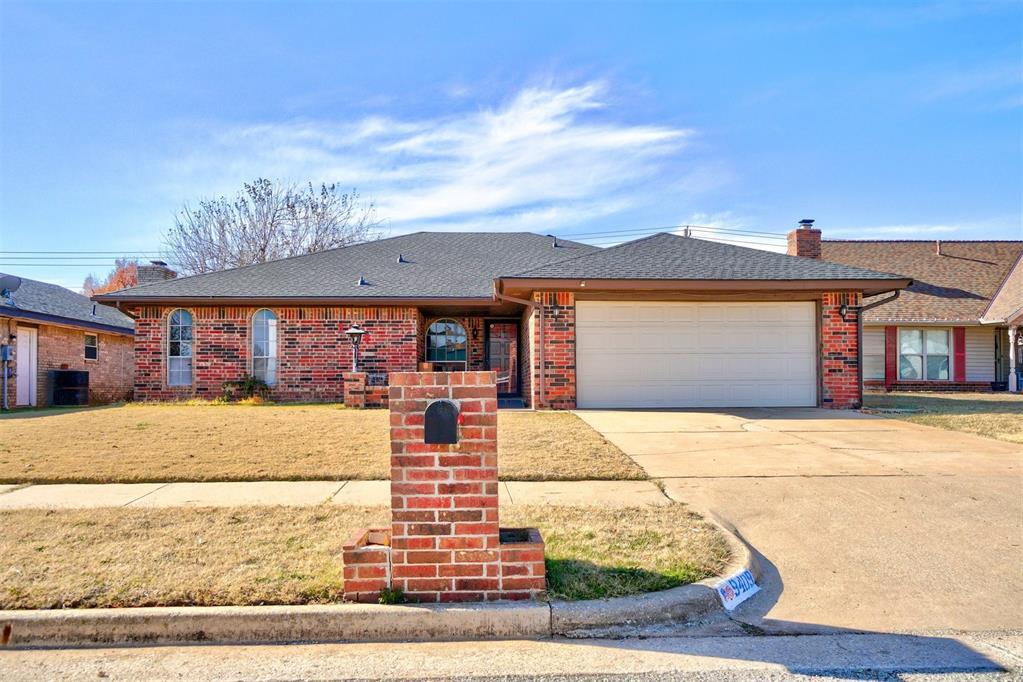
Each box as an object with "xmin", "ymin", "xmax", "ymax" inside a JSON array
[{"xmin": 1, "ymin": 0, "xmax": 1021, "ymax": 289}]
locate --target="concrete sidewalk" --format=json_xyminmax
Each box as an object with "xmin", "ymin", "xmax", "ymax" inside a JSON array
[{"xmin": 0, "ymin": 479, "xmax": 668, "ymax": 509}]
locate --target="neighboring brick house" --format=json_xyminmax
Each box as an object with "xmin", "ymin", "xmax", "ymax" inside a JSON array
[
  {"xmin": 96, "ymin": 227, "xmax": 911, "ymax": 410},
  {"xmin": 813, "ymin": 237, "xmax": 1023, "ymax": 393},
  {"xmin": 0, "ymin": 274, "xmax": 135, "ymax": 408}
]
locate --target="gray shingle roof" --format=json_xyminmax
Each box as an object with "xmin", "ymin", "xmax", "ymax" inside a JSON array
[
  {"xmin": 98, "ymin": 232, "xmax": 596, "ymax": 301},
  {"xmin": 0, "ymin": 274, "xmax": 134, "ymax": 332},
  {"xmin": 509, "ymin": 232, "xmax": 910, "ymax": 281}
]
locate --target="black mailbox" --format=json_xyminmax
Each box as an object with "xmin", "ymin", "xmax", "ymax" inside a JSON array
[{"xmin": 424, "ymin": 400, "xmax": 458, "ymax": 444}]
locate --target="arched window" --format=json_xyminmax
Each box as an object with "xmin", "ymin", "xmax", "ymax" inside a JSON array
[
  {"xmin": 426, "ymin": 319, "xmax": 467, "ymax": 370},
  {"xmin": 252, "ymin": 309, "xmax": 277, "ymax": 385},
  {"xmin": 167, "ymin": 309, "xmax": 193, "ymax": 386}
]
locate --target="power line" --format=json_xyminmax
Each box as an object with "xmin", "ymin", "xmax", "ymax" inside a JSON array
[
  {"xmin": 551, "ymin": 224, "xmax": 788, "ymax": 241},
  {"xmin": 0, "ymin": 251, "xmax": 166, "ymax": 255}
]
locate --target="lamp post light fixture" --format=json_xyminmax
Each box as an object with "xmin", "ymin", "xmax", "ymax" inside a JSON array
[{"xmin": 345, "ymin": 323, "xmax": 368, "ymax": 372}]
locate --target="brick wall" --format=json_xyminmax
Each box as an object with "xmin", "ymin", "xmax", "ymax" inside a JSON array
[
  {"xmin": 132, "ymin": 306, "xmax": 419, "ymax": 402},
  {"xmin": 820, "ymin": 292, "xmax": 862, "ymax": 409},
  {"xmin": 529, "ymin": 292, "xmax": 576, "ymax": 409},
  {"xmin": 1, "ymin": 318, "xmax": 133, "ymax": 407}
]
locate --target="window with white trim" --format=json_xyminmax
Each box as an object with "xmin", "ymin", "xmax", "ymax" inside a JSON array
[
  {"xmin": 84, "ymin": 334, "xmax": 98, "ymax": 360},
  {"xmin": 168, "ymin": 309, "xmax": 193, "ymax": 386},
  {"xmin": 252, "ymin": 309, "xmax": 277, "ymax": 385},
  {"xmin": 899, "ymin": 328, "xmax": 950, "ymax": 381}
]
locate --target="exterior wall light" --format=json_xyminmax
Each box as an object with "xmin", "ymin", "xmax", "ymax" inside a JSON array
[{"xmin": 345, "ymin": 324, "xmax": 368, "ymax": 372}]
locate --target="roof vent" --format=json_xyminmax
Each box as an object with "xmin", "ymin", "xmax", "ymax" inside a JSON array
[
  {"xmin": 357, "ymin": 275, "xmax": 368, "ymax": 286},
  {"xmin": 397, "ymin": 253, "xmax": 408, "ymax": 264},
  {"xmin": 549, "ymin": 235, "xmax": 559, "ymax": 248},
  {"xmin": 798, "ymin": 218, "xmax": 815, "ymax": 229}
]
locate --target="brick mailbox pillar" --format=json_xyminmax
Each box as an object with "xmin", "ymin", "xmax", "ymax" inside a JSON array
[{"xmin": 342, "ymin": 371, "xmax": 545, "ymax": 603}]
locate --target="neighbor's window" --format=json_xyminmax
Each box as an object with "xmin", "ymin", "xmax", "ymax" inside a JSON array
[
  {"xmin": 426, "ymin": 319, "xmax": 467, "ymax": 370},
  {"xmin": 168, "ymin": 309, "xmax": 194, "ymax": 386},
  {"xmin": 84, "ymin": 334, "xmax": 98, "ymax": 360},
  {"xmin": 252, "ymin": 309, "xmax": 277, "ymax": 385},
  {"xmin": 899, "ymin": 328, "xmax": 950, "ymax": 381}
]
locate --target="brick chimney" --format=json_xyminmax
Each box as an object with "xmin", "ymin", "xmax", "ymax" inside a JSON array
[
  {"xmin": 136, "ymin": 260, "xmax": 177, "ymax": 286},
  {"xmin": 787, "ymin": 219, "xmax": 821, "ymax": 259}
]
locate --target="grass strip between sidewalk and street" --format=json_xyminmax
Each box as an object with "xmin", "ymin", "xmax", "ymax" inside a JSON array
[
  {"xmin": 0, "ymin": 404, "xmax": 645, "ymax": 483},
  {"xmin": 0, "ymin": 504, "xmax": 728, "ymax": 609}
]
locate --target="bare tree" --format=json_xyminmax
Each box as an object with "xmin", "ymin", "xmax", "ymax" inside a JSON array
[{"xmin": 165, "ymin": 179, "xmax": 381, "ymax": 274}]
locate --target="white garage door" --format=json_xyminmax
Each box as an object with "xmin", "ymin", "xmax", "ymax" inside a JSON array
[{"xmin": 576, "ymin": 301, "xmax": 818, "ymax": 408}]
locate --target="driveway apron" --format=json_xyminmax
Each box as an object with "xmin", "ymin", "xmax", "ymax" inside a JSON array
[{"xmin": 575, "ymin": 408, "xmax": 1023, "ymax": 633}]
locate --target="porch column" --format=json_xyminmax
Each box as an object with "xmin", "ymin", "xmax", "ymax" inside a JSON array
[{"xmin": 1010, "ymin": 327, "xmax": 1019, "ymax": 393}]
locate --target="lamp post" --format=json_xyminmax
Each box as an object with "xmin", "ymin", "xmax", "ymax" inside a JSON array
[{"xmin": 345, "ymin": 324, "xmax": 368, "ymax": 373}]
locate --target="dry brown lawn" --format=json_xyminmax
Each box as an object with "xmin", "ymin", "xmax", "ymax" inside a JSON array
[
  {"xmin": 0, "ymin": 504, "xmax": 727, "ymax": 608},
  {"xmin": 0, "ymin": 404, "xmax": 643, "ymax": 483},
  {"xmin": 863, "ymin": 392, "xmax": 1023, "ymax": 445}
]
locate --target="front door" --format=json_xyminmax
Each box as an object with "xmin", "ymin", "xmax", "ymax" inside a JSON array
[
  {"xmin": 485, "ymin": 321, "xmax": 519, "ymax": 396},
  {"xmin": 16, "ymin": 326, "xmax": 38, "ymax": 407}
]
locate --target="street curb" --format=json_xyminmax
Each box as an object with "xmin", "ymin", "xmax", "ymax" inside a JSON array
[
  {"xmin": 0, "ymin": 601, "xmax": 551, "ymax": 647},
  {"xmin": 0, "ymin": 515, "xmax": 760, "ymax": 648}
]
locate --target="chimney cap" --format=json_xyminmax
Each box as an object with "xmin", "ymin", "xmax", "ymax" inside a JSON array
[
  {"xmin": 149, "ymin": 260, "xmax": 168, "ymax": 267},
  {"xmin": 798, "ymin": 219, "xmax": 815, "ymax": 229}
]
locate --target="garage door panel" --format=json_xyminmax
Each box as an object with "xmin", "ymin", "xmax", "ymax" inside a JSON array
[{"xmin": 576, "ymin": 301, "xmax": 818, "ymax": 408}]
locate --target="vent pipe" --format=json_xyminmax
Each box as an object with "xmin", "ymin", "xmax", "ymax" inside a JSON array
[
  {"xmin": 357, "ymin": 275, "xmax": 368, "ymax": 286},
  {"xmin": 936, "ymin": 240, "xmax": 942, "ymax": 256},
  {"xmin": 397, "ymin": 254, "xmax": 407, "ymax": 264}
]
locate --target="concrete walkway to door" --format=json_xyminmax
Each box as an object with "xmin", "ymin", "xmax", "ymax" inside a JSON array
[{"xmin": 575, "ymin": 407, "xmax": 1023, "ymax": 634}]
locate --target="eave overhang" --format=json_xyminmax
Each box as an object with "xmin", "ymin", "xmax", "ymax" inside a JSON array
[
  {"xmin": 0, "ymin": 308, "xmax": 134, "ymax": 336},
  {"xmin": 91, "ymin": 295, "xmax": 498, "ymax": 308},
  {"xmin": 496, "ymin": 277, "xmax": 913, "ymax": 298}
]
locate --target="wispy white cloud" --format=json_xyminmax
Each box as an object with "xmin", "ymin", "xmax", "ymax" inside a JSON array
[
  {"xmin": 164, "ymin": 82, "xmax": 695, "ymax": 232},
  {"xmin": 918, "ymin": 59, "xmax": 1022, "ymax": 108},
  {"xmin": 828, "ymin": 216, "xmax": 1021, "ymax": 239}
]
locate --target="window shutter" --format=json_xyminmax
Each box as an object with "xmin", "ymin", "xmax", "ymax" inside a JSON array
[
  {"xmin": 884, "ymin": 326, "xmax": 898, "ymax": 389},
  {"xmin": 953, "ymin": 327, "xmax": 966, "ymax": 383}
]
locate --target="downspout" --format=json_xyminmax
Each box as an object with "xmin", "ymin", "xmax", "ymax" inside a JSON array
[
  {"xmin": 856, "ymin": 290, "xmax": 901, "ymax": 404},
  {"xmin": 494, "ymin": 282, "xmax": 545, "ymax": 408}
]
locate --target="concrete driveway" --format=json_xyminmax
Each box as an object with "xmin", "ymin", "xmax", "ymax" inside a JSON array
[{"xmin": 575, "ymin": 407, "xmax": 1023, "ymax": 634}]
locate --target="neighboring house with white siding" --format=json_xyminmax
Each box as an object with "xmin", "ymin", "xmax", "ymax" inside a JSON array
[{"xmin": 819, "ymin": 239, "xmax": 1023, "ymax": 392}]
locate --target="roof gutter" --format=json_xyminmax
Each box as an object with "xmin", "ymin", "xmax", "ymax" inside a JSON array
[
  {"xmin": 856, "ymin": 289, "xmax": 900, "ymax": 402},
  {"xmin": 493, "ymin": 280, "xmax": 544, "ymax": 408}
]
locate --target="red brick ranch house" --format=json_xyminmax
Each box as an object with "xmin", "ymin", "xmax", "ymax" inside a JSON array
[
  {"xmin": 1, "ymin": 274, "xmax": 134, "ymax": 408},
  {"xmin": 95, "ymin": 225, "xmax": 912, "ymax": 410}
]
